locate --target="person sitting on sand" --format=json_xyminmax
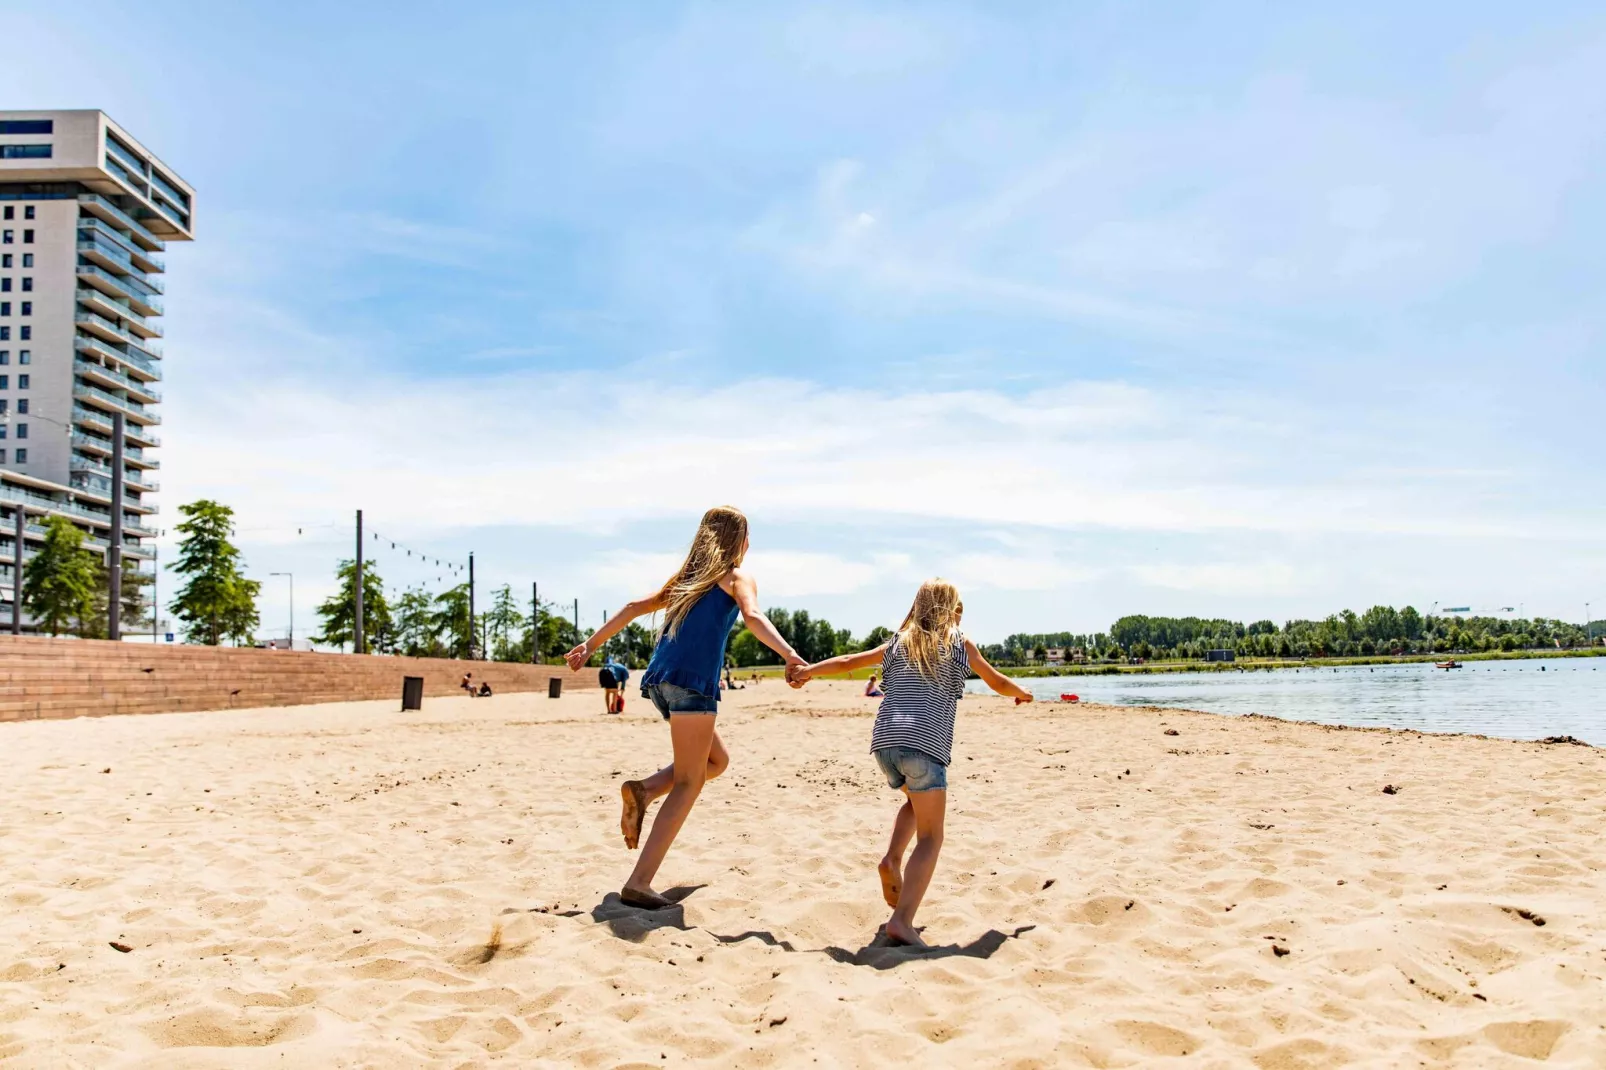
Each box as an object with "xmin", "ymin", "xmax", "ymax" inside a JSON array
[
  {"xmin": 864, "ymin": 672, "xmax": 884, "ymax": 698},
  {"xmin": 789, "ymin": 579, "xmax": 1031, "ymax": 946},
  {"xmin": 477, "ymin": 681, "xmax": 493, "ymax": 697},
  {"xmin": 461, "ymin": 672, "xmax": 476, "ymax": 697},
  {"xmin": 566, "ymin": 506, "xmax": 805, "ymax": 910},
  {"xmin": 599, "ymin": 656, "xmax": 630, "ymax": 714}
]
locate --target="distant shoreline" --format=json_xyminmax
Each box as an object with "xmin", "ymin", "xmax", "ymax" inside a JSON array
[{"xmin": 998, "ymin": 647, "xmax": 1606, "ymax": 677}]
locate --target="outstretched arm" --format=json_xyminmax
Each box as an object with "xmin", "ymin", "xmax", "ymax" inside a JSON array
[
  {"xmin": 564, "ymin": 589, "xmax": 668, "ymax": 670},
  {"xmin": 965, "ymin": 639, "xmax": 1033, "ymax": 703},
  {"xmin": 722, "ymin": 570, "xmax": 806, "ymax": 678},
  {"xmin": 790, "ymin": 644, "xmax": 888, "ymax": 685}
]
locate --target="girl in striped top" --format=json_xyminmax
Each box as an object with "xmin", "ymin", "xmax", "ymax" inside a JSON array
[{"xmin": 790, "ymin": 580, "xmax": 1031, "ymax": 946}]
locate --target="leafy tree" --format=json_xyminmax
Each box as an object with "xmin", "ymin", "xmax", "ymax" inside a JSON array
[
  {"xmin": 169, "ymin": 500, "xmax": 260, "ymax": 646},
  {"xmin": 603, "ymin": 621, "xmax": 656, "ymax": 668},
  {"xmin": 21, "ymin": 516, "xmax": 99, "ymax": 637},
  {"xmin": 431, "ymin": 583, "xmax": 475, "ymax": 659},
  {"xmin": 394, "ymin": 587, "xmax": 442, "ymax": 657},
  {"xmin": 314, "ymin": 558, "xmax": 393, "ymax": 653},
  {"xmin": 859, "ymin": 625, "xmax": 894, "ymax": 651},
  {"xmin": 485, "ymin": 584, "xmax": 526, "ymax": 661}
]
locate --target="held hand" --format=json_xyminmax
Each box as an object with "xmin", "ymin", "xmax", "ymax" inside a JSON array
[
  {"xmin": 785, "ymin": 657, "xmax": 809, "ymax": 688},
  {"xmin": 564, "ymin": 643, "xmax": 591, "ymax": 671}
]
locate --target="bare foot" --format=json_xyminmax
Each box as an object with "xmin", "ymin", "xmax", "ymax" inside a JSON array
[
  {"xmin": 620, "ymin": 885, "xmax": 672, "ymax": 910},
  {"xmin": 877, "ymin": 857, "xmax": 902, "ymax": 909},
  {"xmin": 620, "ymin": 780, "xmax": 649, "ymax": 849},
  {"xmin": 884, "ymin": 916, "xmax": 926, "ymax": 947}
]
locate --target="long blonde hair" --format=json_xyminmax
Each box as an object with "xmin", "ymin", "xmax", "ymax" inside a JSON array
[
  {"xmin": 660, "ymin": 506, "xmax": 749, "ymax": 638},
  {"xmin": 896, "ymin": 579, "xmax": 963, "ymax": 679}
]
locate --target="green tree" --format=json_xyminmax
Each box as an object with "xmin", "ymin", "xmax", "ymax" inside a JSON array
[
  {"xmin": 394, "ymin": 587, "xmax": 442, "ymax": 657},
  {"xmin": 314, "ymin": 558, "xmax": 393, "ymax": 653},
  {"xmin": 169, "ymin": 500, "xmax": 260, "ymax": 646},
  {"xmin": 431, "ymin": 583, "xmax": 475, "ymax": 659},
  {"xmin": 859, "ymin": 625, "xmax": 894, "ymax": 651},
  {"xmin": 486, "ymin": 584, "xmax": 526, "ymax": 661},
  {"xmin": 21, "ymin": 516, "xmax": 99, "ymax": 637},
  {"xmin": 603, "ymin": 621, "xmax": 656, "ymax": 668}
]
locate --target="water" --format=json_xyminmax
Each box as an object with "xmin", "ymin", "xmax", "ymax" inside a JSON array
[{"xmin": 973, "ymin": 657, "xmax": 1606, "ymax": 744}]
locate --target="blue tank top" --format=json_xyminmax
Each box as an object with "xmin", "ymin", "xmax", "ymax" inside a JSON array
[{"xmin": 641, "ymin": 585, "xmax": 741, "ymax": 700}]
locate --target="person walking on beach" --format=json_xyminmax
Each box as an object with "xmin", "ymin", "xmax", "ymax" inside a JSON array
[
  {"xmin": 566, "ymin": 506, "xmax": 805, "ymax": 910},
  {"xmin": 789, "ymin": 580, "xmax": 1031, "ymax": 946},
  {"xmin": 599, "ymin": 655, "xmax": 630, "ymax": 714}
]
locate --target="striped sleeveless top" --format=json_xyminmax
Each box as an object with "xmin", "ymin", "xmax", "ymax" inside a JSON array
[{"xmin": 869, "ymin": 629, "xmax": 971, "ymax": 766}]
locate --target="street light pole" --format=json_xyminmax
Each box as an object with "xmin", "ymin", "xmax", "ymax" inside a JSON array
[
  {"xmin": 11, "ymin": 505, "xmax": 23, "ymax": 635},
  {"xmin": 271, "ymin": 572, "xmax": 294, "ymax": 647}
]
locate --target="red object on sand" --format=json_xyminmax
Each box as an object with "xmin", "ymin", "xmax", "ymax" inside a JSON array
[{"xmin": 1060, "ymin": 693, "xmax": 1079, "ymax": 702}]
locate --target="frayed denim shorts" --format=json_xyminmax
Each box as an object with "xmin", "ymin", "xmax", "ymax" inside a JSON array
[
  {"xmin": 873, "ymin": 745, "xmax": 948, "ymax": 793},
  {"xmin": 644, "ymin": 681, "xmax": 718, "ymax": 721}
]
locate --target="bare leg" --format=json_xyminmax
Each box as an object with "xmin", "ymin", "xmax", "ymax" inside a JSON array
[
  {"xmin": 879, "ymin": 793, "xmax": 915, "ymax": 908},
  {"xmin": 620, "ymin": 731, "xmax": 727, "ymax": 849},
  {"xmin": 623, "ymin": 714, "xmax": 718, "ymax": 899},
  {"xmin": 885, "ymin": 789, "xmax": 946, "ymax": 946}
]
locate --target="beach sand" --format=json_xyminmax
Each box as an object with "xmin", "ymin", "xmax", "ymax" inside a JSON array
[{"xmin": 2, "ymin": 679, "xmax": 1603, "ymax": 1067}]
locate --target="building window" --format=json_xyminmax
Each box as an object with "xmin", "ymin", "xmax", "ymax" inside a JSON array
[
  {"xmin": 18, "ymin": 302, "xmax": 28, "ymax": 316},
  {"xmin": 15, "ymin": 399, "xmax": 25, "ymax": 414},
  {"xmin": 1, "ymin": 231, "xmax": 10, "ymax": 245},
  {"xmin": 23, "ymin": 206, "xmax": 33, "ymax": 220},
  {"xmin": 0, "ymin": 449, "xmax": 6, "ymax": 463},
  {"xmin": 0, "ymin": 328, "xmax": 8, "ymax": 341},
  {"xmin": 21, "ymin": 255, "xmax": 31, "ymax": 268},
  {"xmin": 0, "ymin": 145, "xmax": 52, "ymax": 160},
  {"xmin": 0, "ymin": 255, "xmax": 9, "ymax": 268},
  {"xmin": 0, "ymin": 375, "xmax": 8, "ymax": 389},
  {"xmin": 13, "ymin": 449, "xmax": 24, "ymax": 463},
  {"xmin": 0, "ymin": 351, "xmax": 7, "ymax": 364},
  {"xmin": 18, "ymin": 350, "xmax": 28, "ymax": 363},
  {"xmin": 0, "ymin": 120, "xmax": 52, "ymax": 135},
  {"xmin": 0, "ymin": 425, "xmax": 7, "ymax": 439},
  {"xmin": 17, "ymin": 327, "xmax": 27, "ymax": 340},
  {"xmin": 0, "ymin": 279, "xmax": 8, "ymax": 292},
  {"xmin": 0, "ymin": 303, "xmax": 8, "ymax": 316},
  {"xmin": 19, "ymin": 278, "xmax": 29, "ymax": 292},
  {"xmin": 17, "ymin": 374, "xmax": 27, "ymax": 389},
  {"xmin": 0, "ymin": 207, "xmax": 9, "ymax": 220},
  {"xmin": 21, "ymin": 230, "xmax": 32, "ymax": 244},
  {"xmin": 15, "ymin": 424, "xmax": 26, "ymax": 440}
]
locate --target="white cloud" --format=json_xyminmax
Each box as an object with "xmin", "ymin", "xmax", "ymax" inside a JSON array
[{"xmin": 1130, "ymin": 562, "xmax": 1313, "ymax": 599}]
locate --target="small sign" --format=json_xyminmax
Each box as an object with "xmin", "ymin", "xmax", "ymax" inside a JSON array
[{"xmin": 165, "ymin": 633, "xmax": 175, "ymax": 643}]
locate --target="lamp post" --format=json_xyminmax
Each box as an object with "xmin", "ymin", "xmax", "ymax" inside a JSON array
[{"xmin": 270, "ymin": 572, "xmax": 294, "ymax": 648}]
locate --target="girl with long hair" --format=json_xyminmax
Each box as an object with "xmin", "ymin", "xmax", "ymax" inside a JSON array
[
  {"xmin": 789, "ymin": 580, "xmax": 1031, "ymax": 945},
  {"xmin": 566, "ymin": 506, "xmax": 804, "ymax": 909}
]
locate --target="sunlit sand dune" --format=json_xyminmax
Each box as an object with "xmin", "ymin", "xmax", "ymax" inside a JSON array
[{"xmin": 2, "ymin": 680, "xmax": 1603, "ymax": 1066}]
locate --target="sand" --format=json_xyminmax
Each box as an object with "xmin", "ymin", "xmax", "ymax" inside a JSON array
[{"xmin": 1, "ymin": 680, "xmax": 1604, "ymax": 1067}]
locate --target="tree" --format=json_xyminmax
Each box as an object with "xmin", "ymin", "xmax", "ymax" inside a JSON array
[
  {"xmin": 603, "ymin": 621, "xmax": 655, "ymax": 668},
  {"xmin": 485, "ymin": 584, "xmax": 526, "ymax": 661},
  {"xmin": 314, "ymin": 559, "xmax": 393, "ymax": 653},
  {"xmin": 169, "ymin": 500, "xmax": 260, "ymax": 646},
  {"xmin": 394, "ymin": 587, "xmax": 442, "ymax": 657},
  {"xmin": 21, "ymin": 516, "xmax": 99, "ymax": 636},
  {"xmin": 431, "ymin": 584, "xmax": 474, "ymax": 659},
  {"xmin": 859, "ymin": 625, "xmax": 894, "ymax": 651}
]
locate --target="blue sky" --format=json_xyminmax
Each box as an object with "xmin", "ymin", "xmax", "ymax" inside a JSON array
[{"xmin": 6, "ymin": 2, "xmax": 1604, "ymax": 641}]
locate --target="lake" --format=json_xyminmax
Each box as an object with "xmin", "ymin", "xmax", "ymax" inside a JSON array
[{"xmin": 977, "ymin": 657, "xmax": 1606, "ymax": 744}]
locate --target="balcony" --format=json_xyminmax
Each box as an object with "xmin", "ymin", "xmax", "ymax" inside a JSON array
[
  {"xmin": 76, "ymin": 311, "xmax": 162, "ymax": 354},
  {"xmin": 74, "ymin": 334, "xmax": 161, "ymax": 381},
  {"xmin": 103, "ymin": 136, "xmax": 148, "ymax": 179},
  {"xmin": 103, "ymin": 154, "xmax": 149, "ymax": 198},
  {"xmin": 77, "ymin": 263, "xmax": 164, "ymax": 314},
  {"xmin": 77, "ymin": 193, "xmax": 166, "ymax": 252},
  {"xmin": 75, "ymin": 288, "xmax": 163, "ymax": 341},
  {"xmin": 77, "ymin": 234, "xmax": 165, "ymax": 285},
  {"xmin": 70, "ymin": 452, "xmax": 113, "ymax": 477},
  {"xmin": 125, "ymin": 424, "xmax": 161, "ymax": 448},
  {"xmin": 0, "ymin": 482, "xmax": 114, "ymax": 529},
  {"xmin": 77, "ymin": 218, "xmax": 165, "ymax": 273},
  {"xmin": 150, "ymin": 196, "xmax": 190, "ymax": 231},
  {"xmin": 73, "ymin": 382, "xmax": 163, "ymax": 426},
  {"xmin": 74, "ymin": 356, "xmax": 162, "ymax": 403}
]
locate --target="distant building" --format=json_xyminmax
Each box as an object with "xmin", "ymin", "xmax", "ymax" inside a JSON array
[
  {"xmin": 1206, "ymin": 648, "xmax": 1236, "ymax": 662},
  {"xmin": 0, "ymin": 110, "xmax": 193, "ymax": 633},
  {"xmin": 1045, "ymin": 646, "xmax": 1065, "ymax": 665}
]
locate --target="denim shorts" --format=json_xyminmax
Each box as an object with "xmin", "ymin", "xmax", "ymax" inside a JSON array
[
  {"xmin": 644, "ymin": 681, "xmax": 718, "ymax": 721},
  {"xmin": 874, "ymin": 746, "xmax": 948, "ymax": 793}
]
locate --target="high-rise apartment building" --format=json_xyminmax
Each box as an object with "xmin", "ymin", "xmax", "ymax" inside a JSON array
[{"xmin": 0, "ymin": 110, "xmax": 193, "ymax": 633}]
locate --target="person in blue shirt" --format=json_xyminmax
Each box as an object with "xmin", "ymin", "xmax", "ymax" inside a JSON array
[
  {"xmin": 599, "ymin": 656, "xmax": 630, "ymax": 714},
  {"xmin": 567, "ymin": 506, "xmax": 803, "ymax": 910}
]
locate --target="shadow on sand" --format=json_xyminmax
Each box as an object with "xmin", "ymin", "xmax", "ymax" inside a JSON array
[{"xmin": 586, "ymin": 887, "xmax": 1035, "ymax": 969}]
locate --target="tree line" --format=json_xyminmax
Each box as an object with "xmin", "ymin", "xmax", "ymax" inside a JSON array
[{"xmin": 990, "ymin": 607, "xmax": 1604, "ymax": 663}]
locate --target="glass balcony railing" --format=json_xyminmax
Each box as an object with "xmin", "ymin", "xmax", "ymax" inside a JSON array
[
  {"xmin": 0, "ymin": 482, "xmax": 114, "ymax": 528},
  {"xmin": 150, "ymin": 196, "xmax": 189, "ymax": 230},
  {"xmin": 103, "ymin": 154, "xmax": 148, "ymax": 194},
  {"xmin": 76, "ymin": 263, "xmax": 165, "ymax": 309},
  {"xmin": 74, "ymin": 382, "xmax": 161, "ymax": 424},
  {"xmin": 74, "ymin": 334, "xmax": 161, "ymax": 380},
  {"xmin": 77, "ymin": 193, "xmax": 165, "ymax": 251},
  {"xmin": 104, "ymin": 136, "xmax": 147, "ymax": 178},
  {"xmin": 71, "ymin": 452, "xmax": 113, "ymax": 476},
  {"xmin": 78, "ymin": 218, "xmax": 165, "ymax": 272},
  {"xmin": 76, "ymin": 288, "xmax": 162, "ymax": 338},
  {"xmin": 125, "ymin": 424, "xmax": 161, "ymax": 447},
  {"xmin": 149, "ymin": 169, "xmax": 190, "ymax": 212},
  {"xmin": 75, "ymin": 356, "xmax": 162, "ymax": 402}
]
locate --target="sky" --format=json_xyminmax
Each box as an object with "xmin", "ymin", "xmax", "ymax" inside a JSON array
[{"xmin": 5, "ymin": 2, "xmax": 1604, "ymax": 642}]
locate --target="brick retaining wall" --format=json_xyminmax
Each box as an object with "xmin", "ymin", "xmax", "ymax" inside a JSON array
[{"xmin": 0, "ymin": 635, "xmax": 595, "ymax": 721}]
